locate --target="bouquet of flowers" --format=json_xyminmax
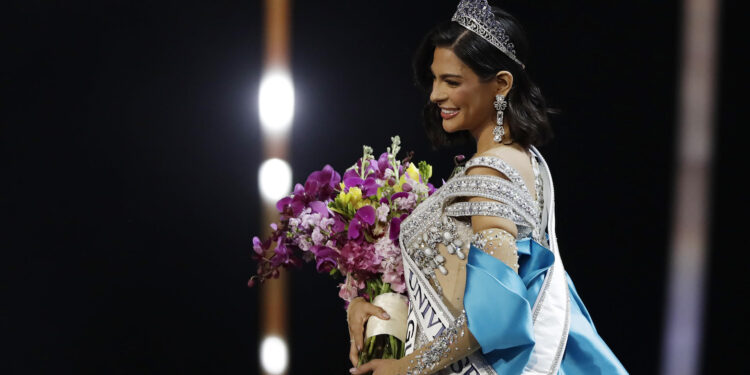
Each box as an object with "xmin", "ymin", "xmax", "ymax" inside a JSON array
[{"xmin": 249, "ymin": 136, "xmax": 435, "ymax": 364}]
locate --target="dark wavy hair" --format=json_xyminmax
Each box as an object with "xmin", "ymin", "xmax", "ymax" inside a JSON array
[{"xmin": 413, "ymin": 6, "xmax": 558, "ymax": 149}]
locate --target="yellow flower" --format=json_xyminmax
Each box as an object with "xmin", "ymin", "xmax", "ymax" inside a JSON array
[
  {"xmin": 338, "ymin": 186, "xmax": 363, "ymax": 207},
  {"xmin": 348, "ymin": 187, "xmax": 363, "ymax": 201},
  {"xmin": 405, "ymin": 163, "xmax": 420, "ymax": 182}
]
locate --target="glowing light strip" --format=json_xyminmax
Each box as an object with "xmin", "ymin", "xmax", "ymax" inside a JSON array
[
  {"xmin": 660, "ymin": 0, "xmax": 719, "ymax": 374},
  {"xmin": 258, "ymin": 1, "xmax": 293, "ymax": 375}
]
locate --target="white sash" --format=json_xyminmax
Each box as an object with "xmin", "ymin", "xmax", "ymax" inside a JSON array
[
  {"xmin": 402, "ymin": 248, "xmax": 496, "ymax": 375},
  {"xmin": 523, "ymin": 146, "xmax": 570, "ymax": 375},
  {"xmin": 400, "ymin": 146, "xmax": 570, "ymax": 375}
]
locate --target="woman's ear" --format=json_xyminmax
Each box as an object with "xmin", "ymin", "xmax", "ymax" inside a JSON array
[{"xmin": 495, "ymin": 70, "xmax": 513, "ymax": 97}]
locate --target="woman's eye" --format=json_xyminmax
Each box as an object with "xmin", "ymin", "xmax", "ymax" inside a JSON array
[{"xmin": 446, "ymin": 80, "xmax": 459, "ymax": 86}]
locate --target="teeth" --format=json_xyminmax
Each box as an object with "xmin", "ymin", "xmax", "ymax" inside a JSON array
[{"xmin": 441, "ymin": 109, "xmax": 458, "ymax": 114}]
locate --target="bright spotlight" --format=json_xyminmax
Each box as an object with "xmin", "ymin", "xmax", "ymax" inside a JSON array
[
  {"xmin": 258, "ymin": 69, "xmax": 295, "ymax": 135},
  {"xmin": 260, "ymin": 335, "xmax": 288, "ymax": 375},
  {"xmin": 258, "ymin": 158, "xmax": 292, "ymax": 203}
]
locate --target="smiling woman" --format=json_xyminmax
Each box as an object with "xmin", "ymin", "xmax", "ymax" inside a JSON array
[
  {"xmin": 429, "ymin": 47, "xmax": 508, "ymax": 140},
  {"xmin": 412, "ymin": 6, "xmax": 557, "ymax": 150},
  {"xmin": 345, "ymin": 1, "xmax": 629, "ymax": 374}
]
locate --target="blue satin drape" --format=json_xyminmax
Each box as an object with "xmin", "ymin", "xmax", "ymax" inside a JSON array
[{"xmin": 463, "ymin": 238, "xmax": 628, "ymax": 374}]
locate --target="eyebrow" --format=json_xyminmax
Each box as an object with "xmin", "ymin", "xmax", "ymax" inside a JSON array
[{"xmin": 430, "ymin": 66, "xmax": 462, "ymax": 80}]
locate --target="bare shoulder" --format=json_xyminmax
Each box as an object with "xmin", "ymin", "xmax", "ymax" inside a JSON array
[{"xmin": 468, "ymin": 144, "xmax": 532, "ymax": 177}]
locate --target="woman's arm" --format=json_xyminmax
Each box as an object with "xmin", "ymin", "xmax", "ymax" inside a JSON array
[
  {"xmin": 352, "ymin": 162, "xmax": 525, "ymax": 374},
  {"xmin": 347, "ymin": 297, "xmax": 392, "ymax": 366},
  {"xmin": 351, "ymin": 312, "xmax": 478, "ymax": 375},
  {"xmin": 465, "ymin": 163, "xmax": 522, "ymax": 274},
  {"xmin": 352, "ymin": 226, "xmax": 520, "ymax": 375}
]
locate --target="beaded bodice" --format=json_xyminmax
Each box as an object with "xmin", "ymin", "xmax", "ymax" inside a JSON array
[{"xmin": 399, "ymin": 151, "xmax": 545, "ymax": 296}]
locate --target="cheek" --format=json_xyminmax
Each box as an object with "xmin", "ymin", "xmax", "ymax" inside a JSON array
[
  {"xmin": 468, "ymin": 92, "xmax": 493, "ymax": 121},
  {"xmin": 450, "ymin": 87, "xmax": 471, "ymax": 107}
]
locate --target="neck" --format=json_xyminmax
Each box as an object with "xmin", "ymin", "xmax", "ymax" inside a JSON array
[{"xmin": 472, "ymin": 120, "xmax": 509, "ymax": 154}]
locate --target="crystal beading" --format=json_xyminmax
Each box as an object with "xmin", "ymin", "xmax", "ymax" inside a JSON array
[
  {"xmin": 445, "ymin": 201, "xmax": 526, "ymax": 226},
  {"xmin": 441, "ymin": 175, "xmax": 539, "ymax": 226},
  {"xmin": 531, "ymin": 153, "xmax": 545, "ymax": 243},
  {"xmin": 471, "ymin": 228, "xmax": 519, "ymax": 271},
  {"xmin": 407, "ymin": 310, "xmax": 468, "ymax": 375},
  {"xmin": 465, "ymin": 156, "xmax": 534, "ymax": 199},
  {"xmin": 451, "ymin": 0, "xmax": 526, "ymax": 70},
  {"xmin": 399, "ymin": 155, "xmax": 542, "ymax": 295}
]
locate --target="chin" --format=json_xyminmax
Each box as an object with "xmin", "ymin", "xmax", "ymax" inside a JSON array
[{"xmin": 441, "ymin": 117, "xmax": 463, "ymax": 133}]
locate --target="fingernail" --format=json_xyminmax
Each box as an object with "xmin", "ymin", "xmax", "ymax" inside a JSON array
[
  {"xmin": 349, "ymin": 368, "xmax": 356, "ymax": 373},
  {"xmin": 382, "ymin": 312, "xmax": 390, "ymax": 319},
  {"xmin": 357, "ymin": 344, "xmax": 362, "ymax": 351}
]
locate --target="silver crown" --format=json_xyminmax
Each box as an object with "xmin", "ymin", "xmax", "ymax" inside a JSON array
[{"xmin": 451, "ymin": 0, "xmax": 525, "ymax": 70}]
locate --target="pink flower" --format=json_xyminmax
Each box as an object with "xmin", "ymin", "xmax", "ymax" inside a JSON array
[
  {"xmin": 338, "ymin": 274, "xmax": 359, "ymax": 302},
  {"xmin": 374, "ymin": 235, "xmax": 400, "ymax": 259},
  {"xmin": 374, "ymin": 235, "xmax": 406, "ymax": 293},
  {"xmin": 394, "ymin": 193, "xmax": 417, "ymax": 211},
  {"xmin": 338, "ymin": 274, "xmax": 366, "ymax": 303},
  {"xmin": 339, "ymin": 241, "xmax": 382, "ymax": 275},
  {"xmin": 382, "ymin": 263, "xmax": 406, "ymax": 293}
]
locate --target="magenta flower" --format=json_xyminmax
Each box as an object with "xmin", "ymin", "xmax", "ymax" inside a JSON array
[
  {"xmin": 311, "ymin": 245, "xmax": 338, "ymax": 273},
  {"xmin": 348, "ymin": 205, "xmax": 376, "ymax": 240},
  {"xmin": 276, "ymin": 165, "xmax": 341, "ymax": 218},
  {"xmin": 250, "ymin": 137, "xmax": 434, "ymax": 316},
  {"xmin": 305, "ymin": 164, "xmax": 341, "ymax": 201},
  {"xmin": 389, "ymin": 214, "xmax": 408, "ymax": 244}
]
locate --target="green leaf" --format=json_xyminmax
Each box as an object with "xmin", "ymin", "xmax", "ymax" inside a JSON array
[
  {"xmin": 363, "ymin": 231, "xmax": 376, "ymax": 243},
  {"xmin": 418, "ymin": 160, "xmax": 432, "ymax": 182}
]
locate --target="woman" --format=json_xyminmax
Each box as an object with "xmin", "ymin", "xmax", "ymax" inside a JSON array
[{"xmin": 347, "ymin": 1, "xmax": 628, "ymax": 374}]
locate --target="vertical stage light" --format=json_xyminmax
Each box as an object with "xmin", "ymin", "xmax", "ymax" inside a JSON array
[
  {"xmin": 257, "ymin": 0, "xmax": 293, "ymax": 374},
  {"xmin": 661, "ymin": 0, "xmax": 720, "ymax": 374}
]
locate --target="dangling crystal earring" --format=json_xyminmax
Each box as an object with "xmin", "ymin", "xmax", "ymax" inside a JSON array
[{"xmin": 493, "ymin": 94, "xmax": 507, "ymax": 143}]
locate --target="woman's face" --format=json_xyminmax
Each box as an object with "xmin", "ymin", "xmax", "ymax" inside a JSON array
[{"xmin": 429, "ymin": 47, "xmax": 498, "ymax": 136}]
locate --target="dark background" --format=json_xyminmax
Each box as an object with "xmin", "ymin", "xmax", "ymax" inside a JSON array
[{"xmin": 2, "ymin": 0, "xmax": 745, "ymax": 374}]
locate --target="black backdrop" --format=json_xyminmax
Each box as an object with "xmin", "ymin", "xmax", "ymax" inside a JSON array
[{"xmin": 3, "ymin": 1, "xmax": 746, "ymax": 374}]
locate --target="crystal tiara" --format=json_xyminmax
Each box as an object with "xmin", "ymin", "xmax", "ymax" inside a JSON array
[{"xmin": 451, "ymin": 0, "xmax": 526, "ymax": 70}]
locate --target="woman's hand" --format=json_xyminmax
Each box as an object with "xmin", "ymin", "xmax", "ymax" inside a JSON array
[
  {"xmin": 349, "ymin": 359, "xmax": 401, "ymax": 375},
  {"xmin": 347, "ymin": 297, "xmax": 391, "ymax": 366}
]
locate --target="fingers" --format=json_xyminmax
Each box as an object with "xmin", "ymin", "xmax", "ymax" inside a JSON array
[
  {"xmin": 365, "ymin": 303, "xmax": 391, "ymax": 320},
  {"xmin": 350, "ymin": 359, "xmax": 380, "ymax": 374},
  {"xmin": 349, "ymin": 339, "xmax": 359, "ymax": 367},
  {"xmin": 351, "ymin": 317, "xmax": 364, "ymax": 353},
  {"xmin": 351, "ymin": 304, "xmax": 389, "ymax": 354},
  {"xmin": 348, "ymin": 321, "xmax": 361, "ymax": 366}
]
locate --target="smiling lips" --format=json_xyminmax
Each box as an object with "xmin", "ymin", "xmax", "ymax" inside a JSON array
[{"xmin": 440, "ymin": 108, "xmax": 459, "ymax": 119}]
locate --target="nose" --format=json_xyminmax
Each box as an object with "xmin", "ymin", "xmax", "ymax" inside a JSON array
[{"xmin": 429, "ymin": 81, "xmax": 446, "ymax": 104}]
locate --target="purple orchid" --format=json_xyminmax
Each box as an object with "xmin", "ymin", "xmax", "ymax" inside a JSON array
[
  {"xmin": 305, "ymin": 164, "xmax": 341, "ymax": 201},
  {"xmin": 389, "ymin": 213, "xmax": 408, "ymax": 244},
  {"xmin": 250, "ymin": 137, "xmax": 436, "ymax": 315},
  {"xmin": 311, "ymin": 245, "xmax": 338, "ymax": 273},
  {"xmin": 348, "ymin": 205, "xmax": 376, "ymax": 240}
]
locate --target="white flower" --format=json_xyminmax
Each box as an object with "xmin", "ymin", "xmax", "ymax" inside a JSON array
[{"xmin": 376, "ymin": 203, "xmax": 390, "ymax": 222}]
